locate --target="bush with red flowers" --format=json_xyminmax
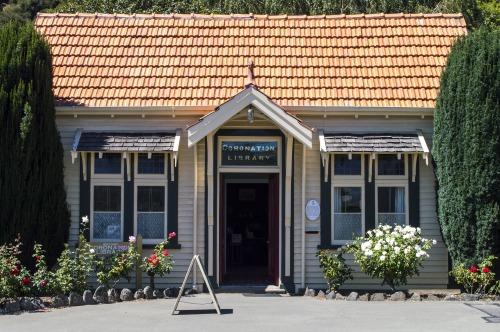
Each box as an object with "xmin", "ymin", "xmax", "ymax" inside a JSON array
[
  {"xmin": 450, "ymin": 255, "xmax": 498, "ymax": 295},
  {"xmin": 141, "ymin": 232, "xmax": 176, "ymax": 289},
  {"xmin": 0, "ymin": 235, "xmax": 33, "ymax": 299}
]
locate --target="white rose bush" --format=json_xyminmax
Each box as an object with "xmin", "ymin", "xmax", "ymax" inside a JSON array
[{"xmin": 347, "ymin": 224, "xmax": 436, "ymax": 292}]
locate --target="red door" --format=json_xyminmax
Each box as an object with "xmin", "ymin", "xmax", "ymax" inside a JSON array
[{"xmin": 268, "ymin": 173, "xmax": 279, "ymax": 285}]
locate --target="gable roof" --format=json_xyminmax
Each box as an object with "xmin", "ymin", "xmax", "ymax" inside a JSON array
[{"xmin": 34, "ymin": 13, "xmax": 467, "ymax": 109}]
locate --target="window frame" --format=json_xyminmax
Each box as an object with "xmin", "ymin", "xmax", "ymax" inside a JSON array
[
  {"xmin": 91, "ymin": 152, "xmax": 124, "ymax": 179},
  {"xmin": 90, "ymin": 181, "xmax": 124, "ymax": 242},
  {"xmin": 330, "ymin": 154, "xmax": 365, "ymax": 245},
  {"xmin": 375, "ymin": 153, "xmax": 408, "ymax": 180},
  {"xmin": 134, "ymin": 152, "xmax": 169, "ymax": 245}
]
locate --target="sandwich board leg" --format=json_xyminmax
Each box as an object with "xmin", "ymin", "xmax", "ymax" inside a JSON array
[{"xmin": 172, "ymin": 255, "xmax": 221, "ymax": 315}]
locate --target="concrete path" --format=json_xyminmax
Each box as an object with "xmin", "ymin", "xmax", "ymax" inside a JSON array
[{"xmin": 2, "ymin": 294, "xmax": 500, "ymax": 332}]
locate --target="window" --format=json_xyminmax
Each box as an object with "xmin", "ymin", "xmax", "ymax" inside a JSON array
[
  {"xmin": 137, "ymin": 153, "xmax": 165, "ymax": 174},
  {"xmin": 92, "ymin": 185, "xmax": 122, "ymax": 241},
  {"xmin": 377, "ymin": 186, "xmax": 406, "ymax": 226},
  {"xmin": 136, "ymin": 186, "xmax": 166, "ymax": 241},
  {"xmin": 94, "ymin": 153, "xmax": 122, "ymax": 174},
  {"xmin": 333, "ymin": 187, "xmax": 363, "ymax": 243},
  {"xmin": 334, "ymin": 154, "xmax": 362, "ymax": 175},
  {"xmin": 378, "ymin": 154, "xmax": 405, "ymax": 176}
]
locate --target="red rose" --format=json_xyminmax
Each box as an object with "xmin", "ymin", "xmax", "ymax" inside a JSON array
[
  {"xmin": 40, "ymin": 281, "xmax": 47, "ymax": 287},
  {"xmin": 36, "ymin": 256, "xmax": 41, "ymax": 261},
  {"xmin": 16, "ymin": 263, "xmax": 22, "ymax": 270},
  {"xmin": 147, "ymin": 258, "xmax": 152, "ymax": 263},
  {"xmin": 169, "ymin": 232, "xmax": 177, "ymax": 238},
  {"xmin": 152, "ymin": 260, "xmax": 158, "ymax": 266},
  {"xmin": 22, "ymin": 277, "xmax": 29, "ymax": 285},
  {"xmin": 151, "ymin": 254, "xmax": 157, "ymax": 259},
  {"xmin": 470, "ymin": 266, "xmax": 478, "ymax": 273},
  {"xmin": 10, "ymin": 269, "xmax": 19, "ymax": 275},
  {"xmin": 163, "ymin": 250, "xmax": 169, "ymax": 256},
  {"xmin": 483, "ymin": 267, "xmax": 490, "ymax": 273}
]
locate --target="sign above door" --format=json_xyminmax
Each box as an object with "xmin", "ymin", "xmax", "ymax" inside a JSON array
[{"xmin": 221, "ymin": 141, "xmax": 278, "ymax": 166}]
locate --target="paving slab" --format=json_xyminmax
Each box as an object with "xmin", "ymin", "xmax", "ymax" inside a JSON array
[{"xmin": 1, "ymin": 293, "xmax": 500, "ymax": 332}]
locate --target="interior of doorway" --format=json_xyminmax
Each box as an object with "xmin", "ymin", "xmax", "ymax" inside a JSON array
[{"xmin": 223, "ymin": 175, "xmax": 270, "ymax": 285}]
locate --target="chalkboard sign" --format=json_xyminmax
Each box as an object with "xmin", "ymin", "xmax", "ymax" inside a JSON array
[
  {"xmin": 172, "ymin": 255, "xmax": 221, "ymax": 315},
  {"xmin": 88, "ymin": 242, "xmax": 129, "ymax": 255}
]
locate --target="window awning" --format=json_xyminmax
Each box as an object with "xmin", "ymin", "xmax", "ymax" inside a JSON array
[
  {"xmin": 318, "ymin": 129, "xmax": 430, "ymax": 182},
  {"xmin": 71, "ymin": 129, "xmax": 181, "ymax": 181}
]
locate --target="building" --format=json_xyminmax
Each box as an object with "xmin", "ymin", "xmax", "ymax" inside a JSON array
[{"xmin": 34, "ymin": 12, "xmax": 467, "ymax": 293}]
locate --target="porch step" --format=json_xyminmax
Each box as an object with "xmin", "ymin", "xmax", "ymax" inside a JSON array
[
  {"xmin": 216, "ymin": 285, "xmax": 267, "ymax": 293},
  {"xmin": 265, "ymin": 285, "xmax": 287, "ymax": 294}
]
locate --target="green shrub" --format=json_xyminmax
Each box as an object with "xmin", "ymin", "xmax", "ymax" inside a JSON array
[
  {"xmin": 450, "ymin": 255, "xmax": 498, "ymax": 295},
  {"xmin": 348, "ymin": 224, "xmax": 436, "ymax": 292},
  {"xmin": 316, "ymin": 248, "xmax": 353, "ymax": 292}
]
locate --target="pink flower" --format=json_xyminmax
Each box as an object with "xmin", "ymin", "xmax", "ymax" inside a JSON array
[
  {"xmin": 40, "ymin": 281, "xmax": 47, "ymax": 287},
  {"xmin": 470, "ymin": 266, "xmax": 478, "ymax": 273},
  {"xmin": 169, "ymin": 232, "xmax": 177, "ymax": 238},
  {"xmin": 163, "ymin": 250, "xmax": 169, "ymax": 256},
  {"xmin": 128, "ymin": 236, "xmax": 136, "ymax": 243},
  {"xmin": 483, "ymin": 267, "xmax": 490, "ymax": 274},
  {"xmin": 22, "ymin": 277, "xmax": 30, "ymax": 285}
]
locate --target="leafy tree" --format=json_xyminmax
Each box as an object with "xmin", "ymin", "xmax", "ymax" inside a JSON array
[
  {"xmin": 433, "ymin": 28, "xmax": 500, "ymax": 266},
  {"xmin": 0, "ymin": 21, "xmax": 70, "ymax": 270}
]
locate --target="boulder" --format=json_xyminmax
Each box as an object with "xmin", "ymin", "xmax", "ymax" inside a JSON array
[
  {"xmin": 134, "ymin": 289, "xmax": 145, "ymax": 300},
  {"xmin": 410, "ymin": 293, "xmax": 421, "ymax": 301},
  {"xmin": 370, "ymin": 293, "xmax": 385, "ymax": 301},
  {"xmin": 30, "ymin": 297, "xmax": 46, "ymax": 310},
  {"xmin": 335, "ymin": 293, "xmax": 346, "ymax": 300},
  {"xmin": 120, "ymin": 288, "xmax": 135, "ymax": 301},
  {"xmin": 316, "ymin": 290, "xmax": 326, "ymax": 300},
  {"xmin": 358, "ymin": 293, "xmax": 369, "ymax": 301},
  {"xmin": 461, "ymin": 294, "xmax": 480, "ymax": 301},
  {"xmin": 83, "ymin": 290, "xmax": 96, "ymax": 305},
  {"xmin": 144, "ymin": 286, "xmax": 154, "ymax": 299},
  {"xmin": 69, "ymin": 292, "xmax": 84, "ymax": 306},
  {"xmin": 390, "ymin": 292, "xmax": 406, "ymax": 301},
  {"xmin": 52, "ymin": 294, "xmax": 69, "ymax": 308},
  {"xmin": 303, "ymin": 287, "xmax": 315, "ymax": 297},
  {"xmin": 444, "ymin": 295, "xmax": 459, "ymax": 301},
  {"xmin": 325, "ymin": 291, "xmax": 336, "ymax": 300},
  {"xmin": 20, "ymin": 296, "xmax": 33, "ymax": 311},
  {"xmin": 4, "ymin": 298, "xmax": 21, "ymax": 314},
  {"xmin": 153, "ymin": 289, "xmax": 164, "ymax": 299},
  {"xmin": 347, "ymin": 292, "xmax": 359, "ymax": 301},
  {"xmin": 93, "ymin": 285, "xmax": 109, "ymax": 304},
  {"xmin": 426, "ymin": 294, "xmax": 439, "ymax": 302},
  {"xmin": 108, "ymin": 288, "xmax": 118, "ymax": 303}
]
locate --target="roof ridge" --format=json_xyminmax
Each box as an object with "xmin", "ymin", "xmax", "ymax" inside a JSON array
[{"xmin": 36, "ymin": 12, "xmax": 464, "ymax": 20}]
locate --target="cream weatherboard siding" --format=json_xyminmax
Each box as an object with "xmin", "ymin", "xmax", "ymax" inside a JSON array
[{"xmin": 56, "ymin": 112, "xmax": 447, "ymax": 292}]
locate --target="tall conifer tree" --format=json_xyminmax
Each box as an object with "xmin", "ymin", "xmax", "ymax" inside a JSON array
[
  {"xmin": 433, "ymin": 28, "xmax": 500, "ymax": 266},
  {"xmin": 0, "ymin": 21, "xmax": 70, "ymax": 270}
]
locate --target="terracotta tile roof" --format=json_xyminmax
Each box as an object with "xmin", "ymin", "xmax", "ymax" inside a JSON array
[
  {"xmin": 34, "ymin": 13, "xmax": 467, "ymax": 109},
  {"xmin": 76, "ymin": 132, "xmax": 176, "ymax": 151},
  {"xmin": 323, "ymin": 133, "xmax": 423, "ymax": 153}
]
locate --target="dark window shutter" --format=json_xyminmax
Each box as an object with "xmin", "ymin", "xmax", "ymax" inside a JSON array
[
  {"xmin": 408, "ymin": 154, "xmax": 420, "ymax": 227},
  {"xmin": 123, "ymin": 154, "xmax": 134, "ymax": 241},
  {"xmin": 320, "ymin": 155, "xmax": 332, "ymax": 245},
  {"xmin": 167, "ymin": 154, "xmax": 179, "ymax": 245},
  {"xmin": 365, "ymin": 156, "xmax": 375, "ymax": 232},
  {"xmin": 79, "ymin": 153, "xmax": 91, "ymax": 241}
]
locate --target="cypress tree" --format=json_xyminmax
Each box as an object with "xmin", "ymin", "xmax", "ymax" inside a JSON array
[
  {"xmin": 433, "ymin": 28, "xmax": 500, "ymax": 266},
  {"xmin": 0, "ymin": 22, "xmax": 70, "ymax": 270}
]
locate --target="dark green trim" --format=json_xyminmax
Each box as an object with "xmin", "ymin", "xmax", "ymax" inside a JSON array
[
  {"xmin": 167, "ymin": 154, "xmax": 180, "ymax": 246},
  {"xmin": 79, "ymin": 153, "xmax": 91, "ymax": 241},
  {"xmin": 204, "ymin": 137, "xmax": 210, "ymax": 284},
  {"xmin": 212, "ymin": 135, "xmax": 218, "ymax": 280},
  {"xmin": 408, "ymin": 155, "xmax": 420, "ymax": 228},
  {"xmin": 365, "ymin": 156, "xmax": 376, "ymax": 232},
  {"xmin": 123, "ymin": 154, "xmax": 134, "ymax": 242},
  {"xmin": 320, "ymin": 155, "xmax": 332, "ymax": 245}
]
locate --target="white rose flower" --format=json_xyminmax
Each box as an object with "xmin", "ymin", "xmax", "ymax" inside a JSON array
[
  {"xmin": 380, "ymin": 255, "xmax": 386, "ymax": 261},
  {"xmin": 394, "ymin": 246, "xmax": 400, "ymax": 254},
  {"xmin": 374, "ymin": 243, "xmax": 381, "ymax": 251},
  {"xmin": 416, "ymin": 252, "xmax": 422, "ymax": 258},
  {"xmin": 416, "ymin": 227, "xmax": 421, "ymax": 234},
  {"xmin": 82, "ymin": 216, "xmax": 89, "ymax": 223},
  {"xmin": 364, "ymin": 249, "xmax": 373, "ymax": 256},
  {"xmin": 89, "ymin": 248, "xmax": 95, "ymax": 254},
  {"xmin": 414, "ymin": 244, "xmax": 421, "ymax": 251},
  {"xmin": 432, "ymin": 239, "xmax": 437, "ymax": 245},
  {"xmin": 404, "ymin": 247, "xmax": 411, "ymax": 254}
]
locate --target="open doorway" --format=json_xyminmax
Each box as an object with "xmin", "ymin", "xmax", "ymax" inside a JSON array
[{"xmin": 220, "ymin": 174, "xmax": 279, "ymax": 286}]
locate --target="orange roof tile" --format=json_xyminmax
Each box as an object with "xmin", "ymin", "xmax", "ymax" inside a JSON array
[{"xmin": 34, "ymin": 13, "xmax": 467, "ymax": 109}]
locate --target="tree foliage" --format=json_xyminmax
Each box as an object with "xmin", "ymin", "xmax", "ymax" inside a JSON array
[
  {"xmin": 0, "ymin": 21, "xmax": 70, "ymax": 270},
  {"xmin": 433, "ymin": 28, "xmax": 500, "ymax": 266}
]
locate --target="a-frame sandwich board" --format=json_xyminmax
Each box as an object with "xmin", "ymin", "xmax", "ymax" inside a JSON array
[{"xmin": 171, "ymin": 255, "xmax": 221, "ymax": 315}]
